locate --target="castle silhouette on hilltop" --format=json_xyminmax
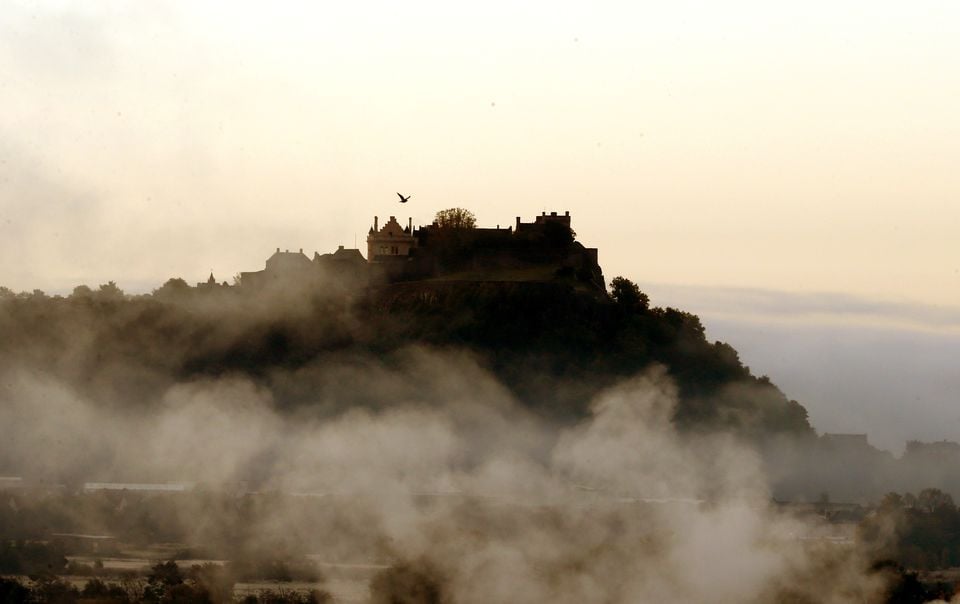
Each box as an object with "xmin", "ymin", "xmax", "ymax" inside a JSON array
[{"xmin": 238, "ymin": 211, "xmax": 603, "ymax": 291}]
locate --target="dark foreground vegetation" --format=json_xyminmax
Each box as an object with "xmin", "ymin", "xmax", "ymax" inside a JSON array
[{"xmin": 863, "ymin": 488, "xmax": 960, "ymax": 571}]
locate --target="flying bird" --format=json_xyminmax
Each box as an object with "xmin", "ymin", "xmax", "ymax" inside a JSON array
[{"xmin": 397, "ymin": 192, "xmax": 411, "ymax": 203}]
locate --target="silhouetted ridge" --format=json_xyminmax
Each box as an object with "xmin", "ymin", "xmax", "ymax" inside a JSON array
[
  {"xmin": 0, "ymin": 209, "xmax": 813, "ymax": 439},
  {"xmin": 1, "ymin": 274, "xmax": 813, "ymax": 440}
]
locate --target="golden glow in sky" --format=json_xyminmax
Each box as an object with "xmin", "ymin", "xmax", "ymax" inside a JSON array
[{"xmin": 1, "ymin": 1, "xmax": 958, "ymax": 307}]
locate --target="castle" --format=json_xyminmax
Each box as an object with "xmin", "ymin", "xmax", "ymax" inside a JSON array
[{"xmin": 238, "ymin": 211, "xmax": 604, "ymax": 291}]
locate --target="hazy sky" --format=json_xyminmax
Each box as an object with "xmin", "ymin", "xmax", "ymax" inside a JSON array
[
  {"xmin": 1, "ymin": 1, "xmax": 958, "ymax": 447},
  {"xmin": 644, "ymin": 283, "xmax": 960, "ymax": 452}
]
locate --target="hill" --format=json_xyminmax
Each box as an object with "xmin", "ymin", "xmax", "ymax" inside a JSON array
[{"xmin": 0, "ymin": 272, "xmax": 813, "ymax": 442}]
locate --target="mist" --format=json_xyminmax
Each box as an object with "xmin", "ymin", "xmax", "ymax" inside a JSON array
[
  {"xmin": 1, "ymin": 256, "xmax": 952, "ymax": 602},
  {"xmin": 0, "ymin": 292, "xmax": 906, "ymax": 602}
]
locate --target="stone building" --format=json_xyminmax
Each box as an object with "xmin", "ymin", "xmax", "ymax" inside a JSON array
[
  {"xmin": 240, "ymin": 246, "xmax": 367, "ymax": 289},
  {"xmin": 196, "ymin": 272, "xmax": 228, "ymax": 290},
  {"xmin": 239, "ymin": 248, "xmax": 313, "ymax": 288},
  {"xmin": 515, "ymin": 210, "xmax": 573, "ymax": 233},
  {"xmin": 315, "ymin": 245, "xmax": 368, "ymax": 281},
  {"xmin": 367, "ymin": 216, "xmax": 417, "ymax": 261},
  {"xmin": 903, "ymin": 440, "xmax": 960, "ymax": 463},
  {"xmin": 239, "ymin": 210, "xmax": 602, "ymax": 291}
]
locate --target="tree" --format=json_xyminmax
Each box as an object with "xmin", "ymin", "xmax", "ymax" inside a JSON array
[
  {"xmin": 0, "ymin": 286, "xmax": 14, "ymax": 299},
  {"xmin": 879, "ymin": 492, "xmax": 904, "ymax": 511},
  {"xmin": 904, "ymin": 492, "xmax": 918, "ymax": 508},
  {"xmin": 153, "ymin": 277, "xmax": 191, "ymax": 300},
  {"xmin": 370, "ymin": 562, "xmax": 447, "ymax": 604},
  {"xmin": 97, "ymin": 281, "xmax": 125, "ymax": 300},
  {"xmin": 917, "ymin": 488, "xmax": 955, "ymax": 513},
  {"xmin": 0, "ymin": 578, "xmax": 30, "ymax": 602},
  {"xmin": 19, "ymin": 289, "xmax": 49, "ymax": 300},
  {"xmin": 31, "ymin": 576, "xmax": 79, "ymax": 603},
  {"xmin": 71, "ymin": 285, "xmax": 93, "ymax": 298},
  {"xmin": 434, "ymin": 208, "xmax": 476, "ymax": 230},
  {"xmin": 188, "ymin": 562, "xmax": 235, "ymax": 603},
  {"xmin": 148, "ymin": 560, "xmax": 184, "ymax": 587},
  {"xmin": 609, "ymin": 276, "xmax": 649, "ymax": 311}
]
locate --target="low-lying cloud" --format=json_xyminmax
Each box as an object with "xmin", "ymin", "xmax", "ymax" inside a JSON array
[{"xmin": 0, "ymin": 349, "xmax": 896, "ymax": 602}]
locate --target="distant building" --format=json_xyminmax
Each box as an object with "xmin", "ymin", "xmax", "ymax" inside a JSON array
[
  {"xmin": 315, "ymin": 245, "xmax": 367, "ymax": 270},
  {"xmin": 515, "ymin": 210, "xmax": 573, "ymax": 233},
  {"xmin": 238, "ymin": 211, "xmax": 603, "ymax": 291},
  {"xmin": 241, "ymin": 246, "xmax": 367, "ymax": 289},
  {"xmin": 367, "ymin": 216, "xmax": 417, "ymax": 262},
  {"xmin": 821, "ymin": 433, "xmax": 871, "ymax": 450},
  {"xmin": 196, "ymin": 272, "xmax": 228, "ymax": 290},
  {"xmin": 363, "ymin": 210, "xmax": 602, "ymax": 288},
  {"xmin": 240, "ymin": 248, "xmax": 312, "ymax": 288},
  {"xmin": 266, "ymin": 248, "xmax": 312, "ymax": 273},
  {"xmin": 903, "ymin": 440, "xmax": 960, "ymax": 462}
]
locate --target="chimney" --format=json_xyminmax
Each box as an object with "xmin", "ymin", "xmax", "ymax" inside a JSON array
[
  {"xmin": 338, "ymin": 245, "xmax": 344, "ymax": 251},
  {"xmin": 276, "ymin": 247, "xmax": 280, "ymax": 253},
  {"xmin": 565, "ymin": 210, "xmax": 569, "ymax": 216},
  {"xmin": 374, "ymin": 216, "xmax": 379, "ymax": 231},
  {"xmin": 299, "ymin": 248, "xmax": 303, "ymax": 254},
  {"xmin": 515, "ymin": 216, "xmax": 521, "ymax": 230},
  {"xmin": 408, "ymin": 217, "xmax": 412, "ymax": 231}
]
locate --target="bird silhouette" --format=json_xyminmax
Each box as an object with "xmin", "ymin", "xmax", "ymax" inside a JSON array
[{"xmin": 397, "ymin": 192, "xmax": 411, "ymax": 203}]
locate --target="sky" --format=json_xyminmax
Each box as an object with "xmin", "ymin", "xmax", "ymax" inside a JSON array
[
  {"xmin": 643, "ymin": 283, "xmax": 960, "ymax": 453},
  {"xmin": 1, "ymin": 1, "xmax": 958, "ymax": 450}
]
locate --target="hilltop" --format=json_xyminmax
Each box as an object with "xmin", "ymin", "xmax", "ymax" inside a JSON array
[{"xmin": 0, "ymin": 209, "xmax": 813, "ymax": 442}]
